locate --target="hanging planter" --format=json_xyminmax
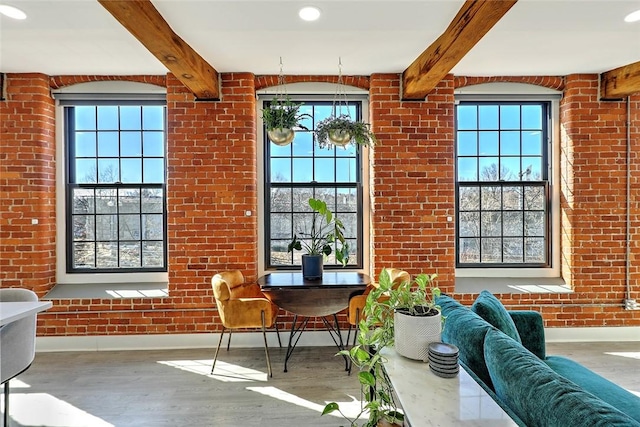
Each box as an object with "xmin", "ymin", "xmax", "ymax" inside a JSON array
[
  {"xmin": 315, "ymin": 114, "xmax": 377, "ymax": 149},
  {"xmin": 328, "ymin": 129, "xmax": 352, "ymax": 146},
  {"xmin": 261, "ymin": 58, "xmax": 311, "ymax": 146},
  {"xmin": 262, "ymin": 96, "xmax": 311, "ymax": 146},
  {"xmin": 315, "ymin": 58, "xmax": 377, "ymax": 149},
  {"xmin": 267, "ymin": 128, "xmax": 295, "ymax": 146}
]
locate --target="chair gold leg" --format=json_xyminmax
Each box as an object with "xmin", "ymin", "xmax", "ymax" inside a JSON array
[
  {"xmin": 353, "ymin": 309, "xmax": 361, "ymax": 346},
  {"xmin": 261, "ymin": 310, "xmax": 273, "ymax": 378},
  {"xmin": 211, "ymin": 328, "xmax": 226, "ymax": 375},
  {"xmin": 275, "ymin": 319, "xmax": 282, "ymax": 348},
  {"xmin": 226, "ymin": 330, "xmax": 232, "ymax": 351},
  {"xmin": 347, "ymin": 309, "xmax": 361, "ymax": 375}
]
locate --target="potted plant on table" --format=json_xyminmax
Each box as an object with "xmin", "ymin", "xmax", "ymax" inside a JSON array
[
  {"xmin": 322, "ymin": 268, "xmax": 441, "ymax": 426},
  {"xmin": 315, "ymin": 114, "xmax": 377, "ymax": 148},
  {"xmin": 261, "ymin": 96, "xmax": 311, "ymax": 146},
  {"xmin": 287, "ymin": 197, "xmax": 349, "ymax": 280}
]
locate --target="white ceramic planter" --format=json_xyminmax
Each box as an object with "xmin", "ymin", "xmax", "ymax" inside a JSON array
[{"xmin": 394, "ymin": 308, "xmax": 441, "ymax": 362}]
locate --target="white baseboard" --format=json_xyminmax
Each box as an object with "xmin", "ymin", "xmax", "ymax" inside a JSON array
[
  {"xmin": 544, "ymin": 326, "xmax": 640, "ymax": 342},
  {"xmin": 35, "ymin": 326, "xmax": 640, "ymax": 353}
]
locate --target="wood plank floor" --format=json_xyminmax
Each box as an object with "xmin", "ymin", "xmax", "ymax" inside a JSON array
[{"xmin": 4, "ymin": 341, "xmax": 639, "ymax": 427}]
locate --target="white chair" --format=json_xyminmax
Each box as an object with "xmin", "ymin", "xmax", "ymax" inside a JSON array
[{"xmin": 0, "ymin": 288, "xmax": 38, "ymax": 426}]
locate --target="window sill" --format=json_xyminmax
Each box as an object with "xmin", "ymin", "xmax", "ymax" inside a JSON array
[
  {"xmin": 455, "ymin": 276, "xmax": 569, "ymax": 294},
  {"xmin": 45, "ymin": 283, "xmax": 168, "ymax": 299}
]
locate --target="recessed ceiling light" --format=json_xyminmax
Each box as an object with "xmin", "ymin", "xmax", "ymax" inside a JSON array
[
  {"xmin": 0, "ymin": 4, "xmax": 26, "ymax": 20},
  {"xmin": 299, "ymin": 6, "xmax": 321, "ymax": 22},
  {"xmin": 624, "ymin": 9, "xmax": 640, "ymax": 23}
]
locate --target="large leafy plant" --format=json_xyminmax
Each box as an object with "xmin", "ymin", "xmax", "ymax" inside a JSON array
[{"xmin": 287, "ymin": 198, "xmax": 349, "ymax": 266}]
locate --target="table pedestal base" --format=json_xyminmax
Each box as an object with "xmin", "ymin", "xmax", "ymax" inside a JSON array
[{"xmin": 284, "ymin": 313, "xmax": 349, "ymax": 372}]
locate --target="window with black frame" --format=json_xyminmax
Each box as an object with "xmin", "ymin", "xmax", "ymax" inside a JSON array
[
  {"xmin": 265, "ymin": 100, "xmax": 363, "ymax": 270},
  {"xmin": 456, "ymin": 101, "xmax": 550, "ymax": 267},
  {"xmin": 65, "ymin": 103, "xmax": 167, "ymax": 273}
]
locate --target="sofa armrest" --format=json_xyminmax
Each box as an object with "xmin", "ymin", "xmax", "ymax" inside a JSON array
[{"xmin": 508, "ymin": 311, "xmax": 546, "ymax": 359}]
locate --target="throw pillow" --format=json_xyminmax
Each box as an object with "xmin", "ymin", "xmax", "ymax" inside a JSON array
[
  {"xmin": 437, "ymin": 294, "xmax": 495, "ymax": 390},
  {"xmin": 472, "ymin": 290, "xmax": 521, "ymax": 343}
]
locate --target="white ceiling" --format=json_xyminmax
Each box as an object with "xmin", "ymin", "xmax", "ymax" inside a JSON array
[{"xmin": 0, "ymin": 0, "xmax": 639, "ymax": 77}]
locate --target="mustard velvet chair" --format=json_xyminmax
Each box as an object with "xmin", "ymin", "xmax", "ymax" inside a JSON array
[
  {"xmin": 0, "ymin": 288, "xmax": 38, "ymax": 426},
  {"xmin": 211, "ymin": 270, "xmax": 281, "ymax": 377},
  {"xmin": 345, "ymin": 268, "xmax": 410, "ymax": 373}
]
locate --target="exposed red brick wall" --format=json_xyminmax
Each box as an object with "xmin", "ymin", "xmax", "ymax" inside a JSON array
[
  {"xmin": 0, "ymin": 73, "xmax": 56, "ymax": 296},
  {"xmin": 1, "ymin": 71, "xmax": 638, "ymax": 339},
  {"xmin": 255, "ymin": 75, "xmax": 369, "ymax": 91},
  {"xmin": 165, "ymin": 71, "xmax": 258, "ymax": 303},
  {"xmin": 369, "ymin": 73, "xmax": 456, "ymax": 291},
  {"xmin": 553, "ymin": 74, "xmax": 639, "ymax": 326},
  {"xmin": 50, "ymin": 75, "xmax": 166, "ymax": 90},
  {"xmin": 367, "ymin": 73, "xmax": 638, "ymax": 328},
  {"xmin": 455, "ymin": 75, "xmax": 565, "ymax": 92},
  {"xmin": 630, "ymin": 93, "xmax": 640, "ymax": 299}
]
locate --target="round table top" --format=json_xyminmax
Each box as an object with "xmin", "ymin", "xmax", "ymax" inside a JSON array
[{"xmin": 258, "ymin": 272, "xmax": 370, "ymax": 317}]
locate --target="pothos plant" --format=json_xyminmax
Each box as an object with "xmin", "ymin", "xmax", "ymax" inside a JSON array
[
  {"xmin": 322, "ymin": 269, "xmax": 441, "ymax": 426},
  {"xmin": 287, "ymin": 197, "xmax": 349, "ymax": 266}
]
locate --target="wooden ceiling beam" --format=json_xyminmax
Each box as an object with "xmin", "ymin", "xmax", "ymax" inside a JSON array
[
  {"xmin": 402, "ymin": 0, "xmax": 518, "ymax": 100},
  {"xmin": 600, "ymin": 60, "xmax": 640, "ymax": 100},
  {"xmin": 98, "ymin": 0, "xmax": 219, "ymax": 100}
]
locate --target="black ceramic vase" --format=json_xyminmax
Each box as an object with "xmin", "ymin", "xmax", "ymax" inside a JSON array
[{"xmin": 301, "ymin": 254, "xmax": 323, "ymax": 280}]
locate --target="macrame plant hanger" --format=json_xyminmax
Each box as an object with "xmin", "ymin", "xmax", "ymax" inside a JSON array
[
  {"xmin": 266, "ymin": 57, "xmax": 296, "ymax": 146},
  {"xmin": 332, "ymin": 58, "xmax": 351, "ymax": 121},
  {"xmin": 324, "ymin": 57, "xmax": 354, "ymax": 147},
  {"xmin": 275, "ymin": 56, "xmax": 287, "ymax": 113}
]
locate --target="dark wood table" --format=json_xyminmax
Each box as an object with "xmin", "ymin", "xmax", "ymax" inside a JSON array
[{"xmin": 258, "ymin": 272, "xmax": 370, "ymax": 372}]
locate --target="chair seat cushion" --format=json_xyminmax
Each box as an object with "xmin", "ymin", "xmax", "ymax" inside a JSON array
[{"xmin": 221, "ymin": 299, "xmax": 276, "ymax": 329}]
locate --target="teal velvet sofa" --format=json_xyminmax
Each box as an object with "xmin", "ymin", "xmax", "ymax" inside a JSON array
[{"xmin": 436, "ymin": 291, "xmax": 640, "ymax": 427}]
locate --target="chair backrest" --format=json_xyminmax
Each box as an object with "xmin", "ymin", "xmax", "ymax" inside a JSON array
[
  {"xmin": 212, "ymin": 270, "xmax": 245, "ymax": 302},
  {"xmin": 386, "ymin": 268, "xmax": 411, "ymax": 289},
  {"xmin": 211, "ymin": 270, "xmax": 247, "ymax": 326},
  {"xmin": 0, "ymin": 288, "xmax": 38, "ymax": 384}
]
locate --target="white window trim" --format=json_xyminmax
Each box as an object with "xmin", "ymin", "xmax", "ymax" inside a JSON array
[
  {"xmin": 256, "ymin": 82, "xmax": 371, "ymax": 276},
  {"xmin": 454, "ymin": 82, "xmax": 562, "ymax": 280},
  {"xmin": 53, "ymin": 81, "xmax": 168, "ymax": 285}
]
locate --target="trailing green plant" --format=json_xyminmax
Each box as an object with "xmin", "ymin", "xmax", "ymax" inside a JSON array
[
  {"xmin": 322, "ymin": 269, "xmax": 441, "ymax": 426},
  {"xmin": 315, "ymin": 114, "xmax": 377, "ymax": 148},
  {"xmin": 388, "ymin": 272, "xmax": 440, "ymax": 316},
  {"xmin": 287, "ymin": 197, "xmax": 349, "ymax": 266},
  {"xmin": 261, "ymin": 97, "xmax": 311, "ymax": 131}
]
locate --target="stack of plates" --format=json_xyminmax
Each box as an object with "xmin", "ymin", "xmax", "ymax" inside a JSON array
[{"xmin": 428, "ymin": 342, "xmax": 459, "ymax": 378}]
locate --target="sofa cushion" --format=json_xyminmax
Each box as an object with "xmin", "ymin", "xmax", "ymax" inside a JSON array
[
  {"xmin": 546, "ymin": 355, "xmax": 640, "ymax": 423},
  {"xmin": 436, "ymin": 294, "xmax": 495, "ymax": 390},
  {"xmin": 484, "ymin": 329, "xmax": 640, "ymax": 427},
  {"xmin": 472, "ymin": 290, "xmax": 521, "ymax": 343},
  {"xmin": 509, "ymin": 311, "xmax": 546, "ymax": 359}
]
